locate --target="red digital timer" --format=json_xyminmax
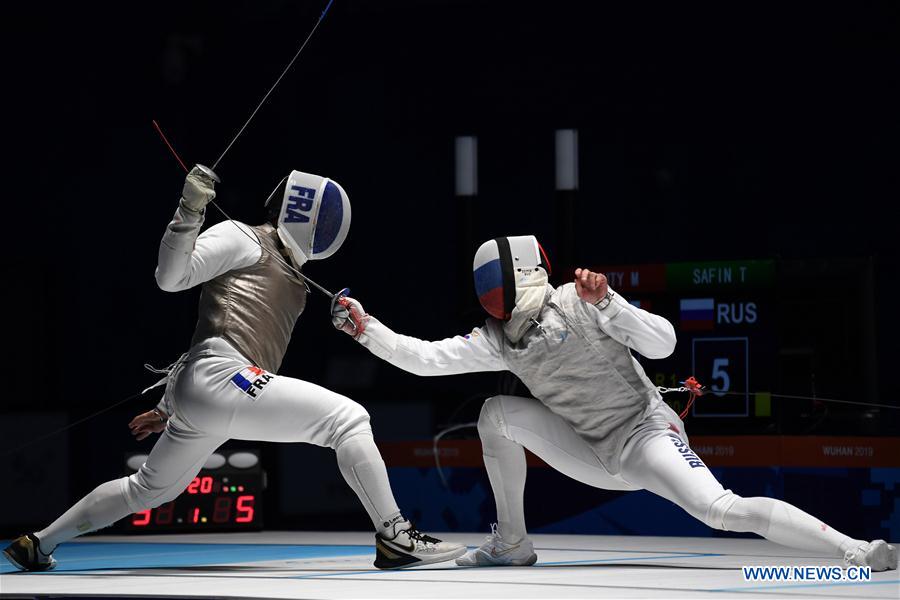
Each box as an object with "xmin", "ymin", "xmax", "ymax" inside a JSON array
[{"xmin": 122, "ymin": 450, "xmax": 265, "ymax": 532}]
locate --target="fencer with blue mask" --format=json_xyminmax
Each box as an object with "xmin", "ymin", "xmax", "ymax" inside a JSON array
[
  {"xmin": 332, "ymin": 235, "xmax": 896, "ymax": 571},
  {"xmin": 3, "ymin": 167, "xmax": 464, "ymax": 572}
]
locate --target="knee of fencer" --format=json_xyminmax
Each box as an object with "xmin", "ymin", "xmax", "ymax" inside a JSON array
[
  {"xmin": 123, "ymin": 474, "xmax": 182, "ymax": 513},
  {"xmin": 478, "ymin": 396, "xmax": 510, "ymax": 438},
  {"xmin": 122, "ymin": 474, "xmax": 148, "ymax": 513},
  {"xmin": 331, "ymin": 401, "xmax": 372, "ymax": 449},
  {"xmin": 704, "ymin": 490, "xmax": 741, "ymax": 530}
]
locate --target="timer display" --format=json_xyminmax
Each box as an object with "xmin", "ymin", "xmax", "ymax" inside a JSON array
[{"xmin": 122, "ymin": 450, "xmax": 265, "ymax": 532}]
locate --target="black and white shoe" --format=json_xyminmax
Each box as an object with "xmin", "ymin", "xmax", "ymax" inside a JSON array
[
  {"xmin": 374, "ymin": 521, "xmax": 465, "ymax": 569},
  {"xmin": 3, "ymin": 533, "xmax": 57, "ymax": 572}
]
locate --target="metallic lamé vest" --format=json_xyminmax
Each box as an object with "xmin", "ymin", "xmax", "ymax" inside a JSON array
[
  {"xmin": 190, "ymin": 224, "xmax": 307, "ymax": 372},
  {"xmin": 485, "ymin": 283, "xmax": 660, "ymax": 474}
]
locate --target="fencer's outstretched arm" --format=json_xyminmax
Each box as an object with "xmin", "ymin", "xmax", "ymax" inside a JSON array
[
  {"xmin": 334, "ymin": 298, "xmax": 506, "ymax": 376},
  {"xmin": 586, "ymin": 288, "xmax": 677, "ymax": 359},
  {"xmin": 155, "ymin": 167, "xmax": 262, "ymax": 292},
  {"xmin": 358, "ymin": 317, "xmax": 507, "ymax": 376}
]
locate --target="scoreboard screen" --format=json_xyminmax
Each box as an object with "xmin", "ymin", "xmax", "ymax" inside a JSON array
[
  {"xmin": 122, "ymin": 449, "xmax": 265, "ymax": 533},
  {"xmin": 595, "ymin": 259, "xmax": 774, "ymax": 421}
]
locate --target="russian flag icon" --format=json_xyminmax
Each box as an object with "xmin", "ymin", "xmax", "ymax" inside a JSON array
[{"xmin": 680, "ymin": 298, "xmax": 715, "ymax": 330}]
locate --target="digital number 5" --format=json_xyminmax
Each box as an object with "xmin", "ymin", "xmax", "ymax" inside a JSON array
[{"xmin": 711, "ymin": 358, "xmax": 730, "ymax": 396}]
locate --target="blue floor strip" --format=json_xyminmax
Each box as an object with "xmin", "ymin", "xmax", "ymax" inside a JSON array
[
  {"xmin": 285, "ymin": 552, "xmax": 724, "ymax": 578},
  {"xmin": 539, "ymin": 552, "xmax": 723, "ymax": 566},
  {"xmin": 289, "ymin": 569, "xmax": 378, "ymax": 579},
  {"xmin": 0, "ymin": 541, "xmax": 372, "ymax": 574}
]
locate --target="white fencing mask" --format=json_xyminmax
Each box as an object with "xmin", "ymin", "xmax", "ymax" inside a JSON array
[
  {"xmin": 472, "ymin": 235, "xmax": 552, "ymax": 320},
  {"xmin": 267, "ymin": 170, "xmax": 351, "ymax": 265}
]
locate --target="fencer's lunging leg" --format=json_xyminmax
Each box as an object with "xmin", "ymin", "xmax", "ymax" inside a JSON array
[
  {"xmin": 620, "ymin": 431, "xmax": 864, "ymax": 557},
  {"xmin": 478, "ymin": 395, "xmax": 641, "ymax": 544},
  {"xmin": 34, "ymin": 479, "xmax": 131, "ymax": 553},
  {"xmin": 479, "ymin": 395, "xmax": 867, "ymax": 559},
  {"xmin": 478, "ymin": 396, "xmax": 529, "ymax": 543},
  {"xmin": 336, "ymin": 431, "xmax": 403, "ymax": 531},
  {"xmin": 710, "ymin": 491, "xmax": 861, "ymax": 555},
  {"xmin": 35, "ymin": 420, "xmax": 225, "ymax": 552},
  {"xmin": 228, "ymin": 375, "xmax": 404, "ymax": 535},
  {"xmin": 477, "ymin": 395, "xmax": 642, "ymax": 543}
]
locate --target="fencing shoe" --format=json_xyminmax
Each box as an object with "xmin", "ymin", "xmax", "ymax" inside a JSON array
[
  {"xmin": 374, "ymin": 521, "xmax": 465, "ymax": 569},
  {"xmin": 3, "ymin": 533, "xmax": 57, "ymax": 572},
  {"xmin": 456, "ymin": 523, "xmax": 538, "ymax": 566},
  {"xmin": 844, "ymin": 540, "xmax": 897, "ymax": 572}
]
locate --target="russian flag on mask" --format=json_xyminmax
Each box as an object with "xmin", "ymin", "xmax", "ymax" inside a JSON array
[
  {"xmin": 680, "ymin": 298, "xmax": 715, "ymax": 330},
  {"xmin": 473, "ymin": 246, "xmax": 506, "ymax": 320}
]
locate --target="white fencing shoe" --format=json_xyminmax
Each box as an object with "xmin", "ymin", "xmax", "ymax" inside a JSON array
[
  {"xmin": 844, "ymin": 540, "xmax": 897, "ymax": 572},
  {"xmin": 456, "ymin": 523, "xmax": 538, "ymax": 567}
]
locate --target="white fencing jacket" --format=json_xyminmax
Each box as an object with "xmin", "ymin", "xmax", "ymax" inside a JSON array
[{"xmin": 356, "ymin": 283, "xmax": 676, "ymax": 474}]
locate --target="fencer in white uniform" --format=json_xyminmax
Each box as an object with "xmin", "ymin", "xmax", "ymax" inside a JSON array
[
  {"xmin": 332, "ymin": 235, "xmax": 897, "ymax": 571},
  {"xmin": 2, "ymin": 166, "xmax": 464, "ymax": 572}
]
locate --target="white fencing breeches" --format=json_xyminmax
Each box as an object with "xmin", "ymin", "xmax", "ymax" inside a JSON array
[
  {"xmin": 478, "ymin": 394, "xmax": 863, "ymax": 557},
  {"xmin": 37, "ymin": 338, "xmax": 400, "ymax": 550}
]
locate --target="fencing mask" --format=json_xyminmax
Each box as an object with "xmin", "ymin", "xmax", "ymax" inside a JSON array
[
  {"xmin": 472, "ymin": 235, "xmax": 552, "ymax": 322},
  {"xmin": 265, "ymin": 170, "xmax": 351, "ymax": 266}
]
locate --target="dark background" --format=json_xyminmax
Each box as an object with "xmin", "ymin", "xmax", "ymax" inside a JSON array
[{"xmin": 3, "ymin": 0, "xmax": 898, "ymax": 535}]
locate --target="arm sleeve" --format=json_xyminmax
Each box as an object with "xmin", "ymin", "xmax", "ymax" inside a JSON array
[
  {"xmin": 355, "ymin": 316, "xmax": 506, "ymax": 376},
  {"xmin": 587, "ymin": 287, "xmax": 677, "ymax": 359},
  {"xmin": 155, "ymin": 205, "xmax": 263, "ymax": 292}
]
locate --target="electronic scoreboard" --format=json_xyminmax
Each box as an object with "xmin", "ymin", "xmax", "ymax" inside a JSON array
[
  {"xmin": 122, "ymin": 449, "xmax": 265, "ymax": 532},
  {"xmin": 595, "ymin": 259, "xmax": 775, "ymax": 421}
]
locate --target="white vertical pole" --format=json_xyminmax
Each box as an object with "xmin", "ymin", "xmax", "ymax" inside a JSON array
[
  {"xmin": 555, "ymin": 129, "xmax": 579, "ymax": 191},
  {"xmin": 455, "ymin": 136, "xmax": 478, "ymax": 197}
]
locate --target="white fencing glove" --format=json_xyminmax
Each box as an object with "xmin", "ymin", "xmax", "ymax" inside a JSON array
[
  {"xmin": 332, "ymin": 296, "xmax": 368, "ymax": 337},
  {"xmin": 180, "ymin": 164, "xmax": 219, "ymax": 213}
]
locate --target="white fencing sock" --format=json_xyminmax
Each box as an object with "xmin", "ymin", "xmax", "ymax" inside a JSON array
[
  {"xmin": 335, "ymin": 432, "xmax": 403, "ymax": 535},
  {"xmin": 479, "ymin": 424, "xmax": 528, "ymax": 544},
  {"xmin": 35, "ymin": 478, "xmax": 132, "ymax": 552},
  {"xmin": 721, "ymin": 496, "xmax": 862, "ymax": 557}
]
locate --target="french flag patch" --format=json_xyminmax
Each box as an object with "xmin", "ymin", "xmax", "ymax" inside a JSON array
[{"xmin": 230, "ymin": 366, "xmax": 275, "ymax": 399}]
